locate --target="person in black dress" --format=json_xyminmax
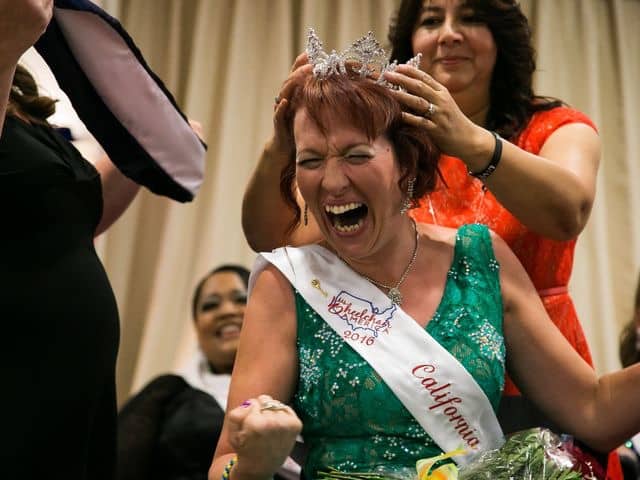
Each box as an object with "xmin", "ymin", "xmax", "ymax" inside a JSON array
[
  {"xmin": 1, "ymin": 1, "xmax": 139, "ymax": 478},
  {"xmin": 117, "ymin": 265, "xmax": 251, "ymax": 480}
]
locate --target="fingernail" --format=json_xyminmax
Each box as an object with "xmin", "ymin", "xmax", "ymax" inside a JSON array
[{"xmin": 240, "ymin": 400, "xmax": 252, "ymax": 408}]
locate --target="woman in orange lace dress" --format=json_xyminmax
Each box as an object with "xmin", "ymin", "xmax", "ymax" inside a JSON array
[
  {"xmin": 410, "ymin": 107, "xmax": 597, "ymax": 398},
  {"xmin": 381, "ymin": 0, "xmax": 602, "ymax": 437}
]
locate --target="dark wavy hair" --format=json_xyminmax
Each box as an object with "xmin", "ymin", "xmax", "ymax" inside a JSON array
[
  {"xmin": 388, "ymin": 0, "xmax": 562, "ymax": 140},
  {"xmin": 279, "ymin": 73, "xmax": 441, "ymax": 236},
  {"xmin": 191, "ymin": 264, "xmax": 250, "ymax": 320},
  {"xmin": 7, "ymin": 64, "xmax": 57, "ymax": 125},
  {"xmin": 619, "ymin": 272, "xmax": 640, "ymax": 368}
]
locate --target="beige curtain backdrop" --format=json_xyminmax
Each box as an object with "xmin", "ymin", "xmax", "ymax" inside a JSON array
[{"xmin": 95, "ymin": 0, "xmax": 640, "ymax": 405}]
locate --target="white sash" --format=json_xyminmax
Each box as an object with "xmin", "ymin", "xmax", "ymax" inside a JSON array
[{"xmin": 252, "ymin": 245, "xmax": 504, "ymax": 465}]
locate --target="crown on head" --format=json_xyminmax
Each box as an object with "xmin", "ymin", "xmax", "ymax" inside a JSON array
[{"xmin": 306, "ymin": 28, "xmax": 422, "ymax": 89}]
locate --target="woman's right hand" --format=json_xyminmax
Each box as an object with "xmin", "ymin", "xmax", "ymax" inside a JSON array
[
  {"xmin": 383, "ymin": 64, "xmax": 489, "ymax": 162},
  {"xmin": 0, "ymin": 0, "xmax": 53, "ymax": 68},
  {"xmin": 268, "ymin": 52, "xmax": 313, "ymax": 155},
  {"xmin": 227, "ymin": 395, "xmax": 302, "ymax": 480}
]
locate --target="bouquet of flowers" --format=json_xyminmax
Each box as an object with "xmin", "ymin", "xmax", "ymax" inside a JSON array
[
  {"xmin": 456, "ymin": 428, "xmax": 596, "ymax": 479},
  {"xmin": 317, "ymin": 428, "xmax": 601, "ymax": 480}
]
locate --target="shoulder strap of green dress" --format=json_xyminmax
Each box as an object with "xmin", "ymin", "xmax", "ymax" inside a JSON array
[{"xmin": 452, "ymin": 223, "xmax": 501, "ymax": 294}]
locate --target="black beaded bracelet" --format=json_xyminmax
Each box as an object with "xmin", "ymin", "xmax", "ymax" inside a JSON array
[{"xmin": 468, "ymin": 131, "xmax": 502, "ymax": 182}]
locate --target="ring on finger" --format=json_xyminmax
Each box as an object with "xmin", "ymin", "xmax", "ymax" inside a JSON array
[
  {"xmin": 260, "ymin": 400, "xmax": 288, "ymax": 412},
  {"xmin": 424, "ymin": 102, "xmax": 436, "ymax": 119}
]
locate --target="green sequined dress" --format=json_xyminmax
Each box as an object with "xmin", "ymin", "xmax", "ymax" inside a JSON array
[{"xmin": 292, "ymin": 224, "xmax": 506, "ymax": 479}]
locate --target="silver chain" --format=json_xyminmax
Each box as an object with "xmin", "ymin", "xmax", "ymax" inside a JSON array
[{"xmin": 344, "ymin": 219, "xmax": 419, "ymax": 306}]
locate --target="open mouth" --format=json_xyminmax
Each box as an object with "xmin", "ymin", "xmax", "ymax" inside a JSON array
[
  {"xmin": 324, "ymin": 202, "xmax": 368, "ymax": 233},
  {"xmin": 215, "ymin": 323, "xmax": 241, "ymax": 339}
]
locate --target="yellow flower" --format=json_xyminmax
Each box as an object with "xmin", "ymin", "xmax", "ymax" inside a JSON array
[
  {"xmin": 416, "ymin": 448, "xmax": 465, "ymax": 480},
  {"xmin": 420, "ymin": 464, "xmax": 458, "ymax": 480}
]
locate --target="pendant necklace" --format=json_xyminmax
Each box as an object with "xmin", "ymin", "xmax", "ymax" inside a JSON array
[{"xmin": 344, "ymin": 218, "xmax": 419, "ymax": 306}]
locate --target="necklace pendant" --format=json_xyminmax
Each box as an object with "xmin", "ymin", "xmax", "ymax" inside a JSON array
[{"xmin": 387, "ymin": 287, "xmax": 403, "ymax": 306}]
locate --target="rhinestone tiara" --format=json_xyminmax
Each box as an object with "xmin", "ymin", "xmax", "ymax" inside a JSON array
[{"xmin": 306, "ymin": 28, "xmax": 422, "ymax": 88}]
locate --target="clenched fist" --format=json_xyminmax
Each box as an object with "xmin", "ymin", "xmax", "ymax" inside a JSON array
[{"xmin": 227, "ymin": 395, "xmax": 302, "ymax": 480}]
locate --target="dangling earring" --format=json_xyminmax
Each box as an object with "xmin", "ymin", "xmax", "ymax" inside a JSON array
[
  {"xmin": 400, "ymin": 177, "xmax": 416, "ymax": 215},
  {"xmin": 303, "ymin": 204, "xmax": 309, "ymax": 226}
]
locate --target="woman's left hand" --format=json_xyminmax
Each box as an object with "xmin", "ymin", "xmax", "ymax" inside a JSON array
[
  {"xmin": 384, "ymin": 65, "xmax": 488, "ymax": 161},
  {"xmin": 188, "ymin": 119, "xmax": 205, "ymax": 142}
]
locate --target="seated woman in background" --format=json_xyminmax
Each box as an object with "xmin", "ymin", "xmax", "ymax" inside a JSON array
[
  {"xmin": 117, "ymin": 265, "xmax": 250, "ymax": 480},
  {"xmin": 209, "ymin": 31, "xmax": 640, "ymax": 480},
  {"xmin": 618, "ymin": 273, "xmax": 640, "ymax": 479}
]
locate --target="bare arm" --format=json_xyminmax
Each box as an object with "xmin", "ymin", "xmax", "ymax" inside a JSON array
[
  {"xmin": 242, "ymin": 136, "xmax": 302, "ymax": 251},
  {"xmin": 388, "ymin": 65, "xmax": 600, "ymax": 241},
  {"xmin": 242, "ymin": 55, "xmax": 322, "ymax": 252},
  {"xmin": 474, "ymin": 123, "xmax": 598, "ymax": 240},
  {"xmin": 242, "ymin": 149, "xmax": 322, "ymax": 251},
  {"xmin": 209, "ymin": 264, "xmax": 301, "ymax": 480},
  {"xmin": 495, "ymin": 234, "xmax": 640, "ymax": 451},
  {"xmin": 0, "ymin": 0, "xmax": 53, "ymax": 134},
  {"xmin": 93, "ymin": 154, "xmax": 140, "ymax": 236}
]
